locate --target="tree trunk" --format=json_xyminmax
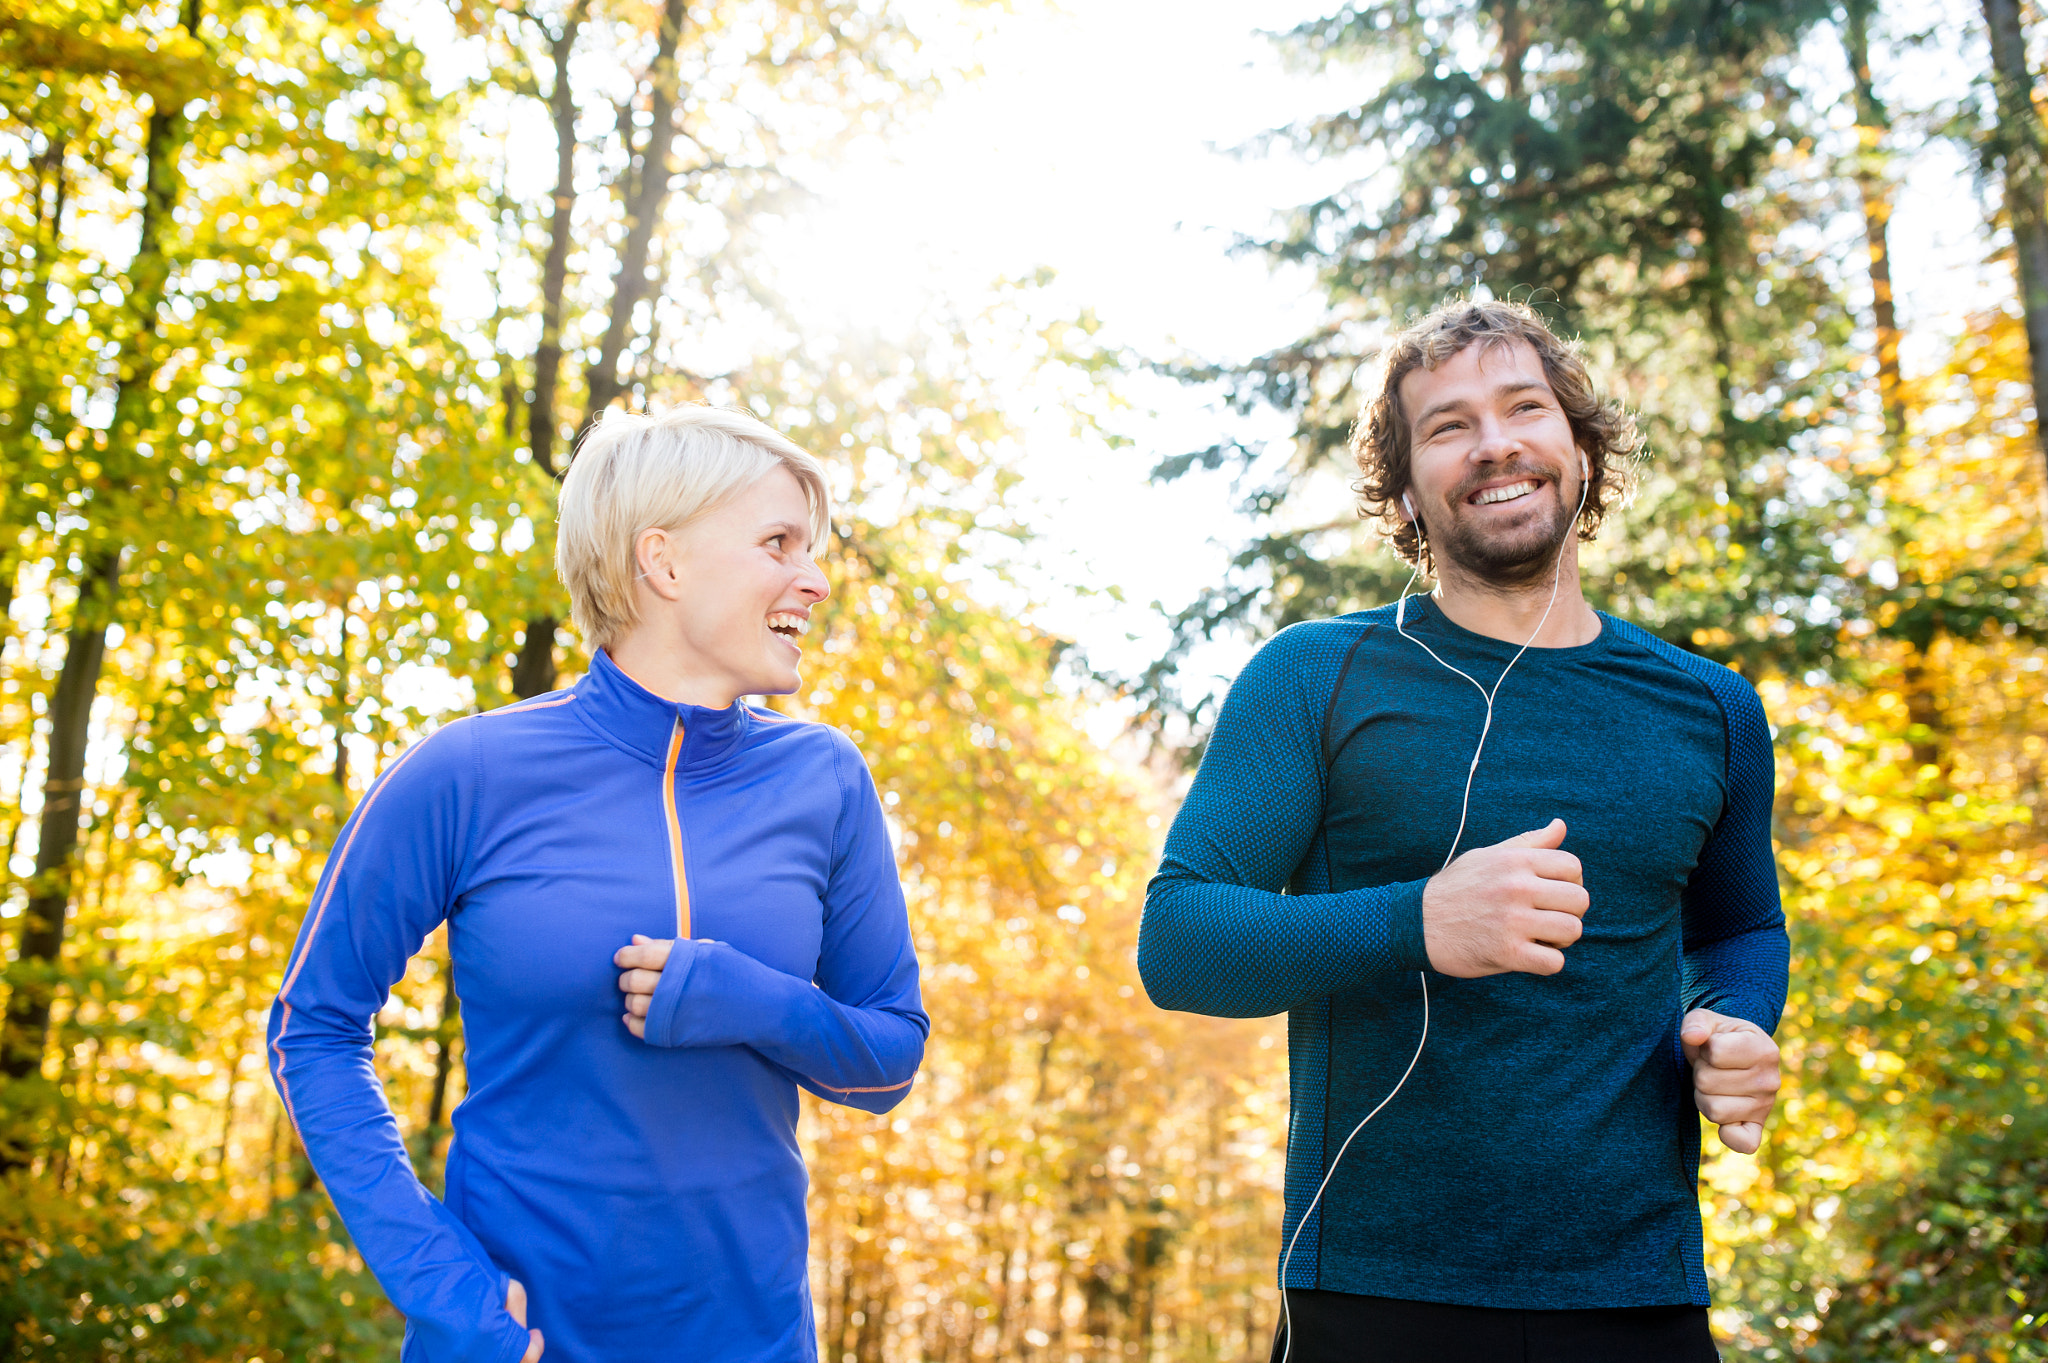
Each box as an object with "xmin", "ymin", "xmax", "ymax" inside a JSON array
[
  {"xmin": 510, "ymin": 3, "xmax": 591, "ymax": 699},
  {"xmin": 526, "ymin": 0, "xmax": 590, "ymax": 483},
  {"xmin": 1844, "ymin": 0, "xmax": 1905, "ymax": 441},
  {"xmin": 1982, "ymin": 0, "xmax": 2048, "ymax": 493},
  {"xmin": 1847, "ymin": 7, "xmax": 1951, "ymax": 778},
  {"xmin": 512, "ymin": 615, "xmax": 559, "ymax": 698},
  {"xmin": 509, "ymin": 0, "xmax": 690, "ymax": 699},
  {"xmin": 581, "ymin": 0, "xmax": 689, "ymax": 423},
  {"xmin": 0, "ymin": 0, "xmax": 198, "ymax": 1126},
  {"xmin": 1, "ymin": 551, "xmax": 118, "ymax": 1085},
  {"xmin": 333, "ymin": 605, "xmax": 352, "ymax": 811},
  {"xmin": 419, "ymin": 958, "xmax": 461, "ymax": 1179}
]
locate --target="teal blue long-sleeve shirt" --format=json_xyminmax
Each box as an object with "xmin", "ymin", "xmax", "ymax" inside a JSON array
[{"xmin": 1140, "ymin": 599, "xmax": 1787, "ymax": 1309}]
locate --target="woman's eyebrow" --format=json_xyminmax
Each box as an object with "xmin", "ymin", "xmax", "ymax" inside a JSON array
[{"xmin": 760, "ymin": 519, "xmax": 808, "ymax": 544}]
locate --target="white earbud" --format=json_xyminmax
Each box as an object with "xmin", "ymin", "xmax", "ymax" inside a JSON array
[
  {"xmin": 1581, "ymin": 452, "xmax": 1591, "ymax": 482},
  {"xmin": 1400, "ymin": 491, "xmax": 1418, "ymax": 522}
]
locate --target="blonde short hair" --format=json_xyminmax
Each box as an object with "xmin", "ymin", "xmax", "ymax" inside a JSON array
[{"xmin": 556, "ymin": 405, "xmax": 832, "ymax": 648}]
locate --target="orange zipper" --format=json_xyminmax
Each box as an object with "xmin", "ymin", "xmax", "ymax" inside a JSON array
[{"xmin": 661, "ymin": 718, "xmax": 691, "ymax": 939}]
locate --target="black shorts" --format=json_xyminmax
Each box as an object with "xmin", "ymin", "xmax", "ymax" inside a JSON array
[{"xmin": 1273, "ymin": 1289, "xmax": 1721, "ymax": 1363}]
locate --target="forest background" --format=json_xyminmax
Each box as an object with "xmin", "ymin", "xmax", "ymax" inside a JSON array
[{"xmin": 0, "ymin": 0, "xmax": 2042, "ymax": 1361}]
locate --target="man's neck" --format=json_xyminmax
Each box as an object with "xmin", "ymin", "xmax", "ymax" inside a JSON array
[{"xmin": 1428, "ymin": 540, "xmax": 1602, "ymax": 648}]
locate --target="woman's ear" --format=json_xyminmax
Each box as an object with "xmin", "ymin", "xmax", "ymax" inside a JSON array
[{"xmin": 634, "ymin": 527, "xmax": 684, "ymax": 600}]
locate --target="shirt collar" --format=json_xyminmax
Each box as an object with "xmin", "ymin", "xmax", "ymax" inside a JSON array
[{"xmin": 573, "ymin": 646, "xmax": 753, "ymax": 770}]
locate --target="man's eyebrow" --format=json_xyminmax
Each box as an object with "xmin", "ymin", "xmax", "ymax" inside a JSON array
[{"xmin": 1413, "ymin": 378, "xmax": 1551, "ymax": 431}]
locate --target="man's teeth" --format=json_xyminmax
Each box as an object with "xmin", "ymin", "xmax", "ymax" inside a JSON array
[
  {"xmin": 767, "ymin": 612, "xmax": 809, "ymax": 637},
  {"xmin": 1474, "ymin": 480, "xmax": 1540, "ymax": 505}
]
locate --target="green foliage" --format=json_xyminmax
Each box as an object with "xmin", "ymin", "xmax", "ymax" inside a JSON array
[
  {"xmin": 2, "ymin": 1192, "xmax": 398, "ymax": 1362},
  {"xmin": 1812, "ymin": 1118, "xmax": 2047, "ymax": 1362}
]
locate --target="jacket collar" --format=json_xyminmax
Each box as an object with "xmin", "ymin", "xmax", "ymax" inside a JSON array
[{"xmin": 573, "ymin": 646, "xmax": 753, "ymax": 770}]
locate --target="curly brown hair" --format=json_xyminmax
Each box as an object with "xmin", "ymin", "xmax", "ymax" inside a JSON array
[{"xmin": 1352, "ymin": 299, "xmax": 1641, "ymax": 578}]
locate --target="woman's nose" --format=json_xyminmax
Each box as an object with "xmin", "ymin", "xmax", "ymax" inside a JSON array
[{"xmin": 797, "ymin": 560, "xmax": 830, "ymax": 602}]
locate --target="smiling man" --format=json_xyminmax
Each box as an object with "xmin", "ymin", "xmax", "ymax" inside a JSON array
[{"xmin": 1139, "ymin": 300, "xmax": 1787, "ymax": 1363}]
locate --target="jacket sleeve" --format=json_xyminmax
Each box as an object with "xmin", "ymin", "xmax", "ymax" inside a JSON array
[
  {"xmin": 1139, "ymin": 629, "xmax": 1431, "ymax": 1020},
  {"xmin": 266, "ymin": 721, "xmax": 532, "ymax": 1363},
  {"xmin": 641, "ymin": 734, "xmax": 928, "ymax": 1114},
  {"xmin": 1680, "ymin": 676, "xmax": 1791, "ymax": 1034}
]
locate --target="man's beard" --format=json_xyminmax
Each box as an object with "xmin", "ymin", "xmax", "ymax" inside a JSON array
[{"xmin": 1430, "ymin": 471, "xmax": 1576, "ymax": 589}]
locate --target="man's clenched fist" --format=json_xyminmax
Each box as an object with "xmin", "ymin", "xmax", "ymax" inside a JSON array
[
  {"xmin": 1682, "ymin": 1008, "xmax": 1780, "ymax": 1153},
  {"xmin": 1422, "ymin": 819, "xmax": 1589, "ymax": 978}
]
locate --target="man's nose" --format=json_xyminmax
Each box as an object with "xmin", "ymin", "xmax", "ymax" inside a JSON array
[{"xmin": 1470, "ymin": 414, "xmax": 1520, "ymax": 462}]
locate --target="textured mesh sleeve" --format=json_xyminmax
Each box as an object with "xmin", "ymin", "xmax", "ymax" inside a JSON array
[
  {"xmin": 1139, "ymin": 623, "xmax": 1431, "ymax": 1019},
  {"xmin": 1666, "ymin": 646, "xmax": 1790, "ymax": 1034}
]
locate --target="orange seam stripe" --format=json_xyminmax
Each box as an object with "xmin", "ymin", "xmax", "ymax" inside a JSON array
[
  {"xmin": 813, "ymin": 1076, "xmax": 916, "ymax": 1094},
  {"xmin": 486, "ymin": 694, "xmax": 577, "ymax": 718},
  {"xmin": 271, "ymin": 694, "xmax": 577, "ymax": 1136},
  {"xmin": 270, "ymin": 735, "xmax": 434, "ymax": 1135},
  {"xmin": 662, "ymin": 720, "xmax": 690, "ymax": 939}
]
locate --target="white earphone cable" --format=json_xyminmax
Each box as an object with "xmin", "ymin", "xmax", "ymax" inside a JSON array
[{"xmin": 1277, "ymin": 470, "xmax": 1591, "ymax": 1362}]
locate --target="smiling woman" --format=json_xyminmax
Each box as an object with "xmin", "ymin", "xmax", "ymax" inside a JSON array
[
  {"xmin": 556, "ymin": 406, "xmax": 834, "ymax": 670},
  {"xmin": 267, "ymin": 404, "xmax": 928, "ymax": 1363}
]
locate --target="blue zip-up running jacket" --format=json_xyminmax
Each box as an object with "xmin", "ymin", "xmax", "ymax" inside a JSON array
[
  {"xmin": 267, "ymin": 647, "xmax": 928, "ymax": 1363},
  {"xmin": 1141, "ymin": 601, "xmax": 1788, "ymax": 1309}
]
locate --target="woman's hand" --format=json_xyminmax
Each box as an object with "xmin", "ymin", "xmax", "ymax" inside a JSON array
[
  {"xmin": 507, "ymin": 1278, "xmax": 543, "ymax": 1361},
  {"xmin": 615, "ymin": 934, "xmax": 675, "ymax": 1040}
]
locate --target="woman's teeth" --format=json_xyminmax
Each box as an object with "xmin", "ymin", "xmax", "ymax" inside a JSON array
[
  {"xmin": 768, "ymin": 612, "xmax": 809, "ymax": 639},
  {"xmin": 1474, "ymin": 480, "xmax": 1540, "ymax": 505}
]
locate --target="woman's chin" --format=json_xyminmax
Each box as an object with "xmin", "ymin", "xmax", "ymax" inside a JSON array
[{"xmin": 748, "ymin": 664, "xmax": 801, "ymax": 699}]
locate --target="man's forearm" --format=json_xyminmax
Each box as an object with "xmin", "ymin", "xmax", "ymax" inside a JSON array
[
  {"xmin": 1681, "ymin": 924, "xmax": 1790, "ymax": 1034},
  {"xmin": 1137, "ymin": 874, "xmax": 1430, "ymax": 1018}
]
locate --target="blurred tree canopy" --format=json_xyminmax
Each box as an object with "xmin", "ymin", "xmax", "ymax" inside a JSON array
[{"xmin": 0, "ymin": 1, "xmax": 2042, "ymax": 1362}]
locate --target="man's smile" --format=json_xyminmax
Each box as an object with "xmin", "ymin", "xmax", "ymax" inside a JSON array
[{"xmin": 1469, "ymin": 478, "xmax": 1543, "ymax": 506}]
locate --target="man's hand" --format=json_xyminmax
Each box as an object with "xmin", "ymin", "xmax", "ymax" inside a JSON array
[
  {"xmin": 507, "ymin": 1278, "xmax": 543, "ymax": 1361},
  {"xmin": 614, "ymin": 934, "xmax": 675, "ymax": 1040},
  {"xmin": 1682, "ymin": 1008, "xmax": 1780, "ymax": 1154},
  {"xmin": 1422, "ymin": 819, "xmax": 1589, "ymax": 978}
]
